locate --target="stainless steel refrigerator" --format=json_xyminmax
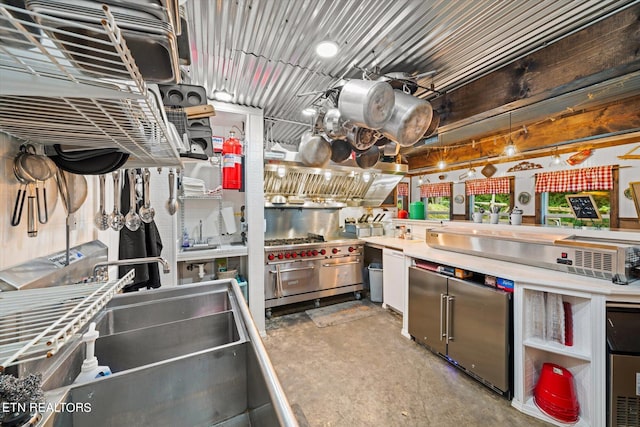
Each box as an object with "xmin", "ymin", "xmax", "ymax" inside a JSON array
[{"xmin": 408, "ymin": 266, "xmax": 512, "ymax": 395}]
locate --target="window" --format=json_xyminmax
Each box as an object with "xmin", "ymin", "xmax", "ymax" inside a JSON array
[
  {"xmin": 542, "ymin": 191, "xmax": 610, "ymax": 227},
  {"xmin": 465, "ymin": 177, "xmax": 513, "ymax": 222},
  {"xmin": 419, "ymin": 182, "xmax": 452, "ymax": 220},
  {"xmin": 422, "ymin": 195, "xmax": 451, "ymax": 220},
  {"xmin": 535, "ymin": 165, "xmax": 614, "ymax": 228},
  {"xmin": 469, "ymin": 193, "xmax": 511, "ymax": 222}
]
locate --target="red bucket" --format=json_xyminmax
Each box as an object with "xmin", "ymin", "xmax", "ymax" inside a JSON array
[{"xmin": 533, "ymin": 363, "xmax": 580, "ymax": 423}]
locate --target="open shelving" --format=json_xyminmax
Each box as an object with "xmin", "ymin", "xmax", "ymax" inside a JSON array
[
  {"xmin": 0, "ymin": 3, "xmax": 182, "ymax": 166},
  {"xmin": 518, "ymin": 287, "xmax": 596, "ymax": 426}
]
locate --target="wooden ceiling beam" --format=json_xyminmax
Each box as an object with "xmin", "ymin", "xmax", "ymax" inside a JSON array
[
  {"xmin": 408, "ymin": 95, "xmax": 640, "ymax": 171},
  {"xmin": 429, "ymin": 4, "xmax": 640, "ymax": 127}
]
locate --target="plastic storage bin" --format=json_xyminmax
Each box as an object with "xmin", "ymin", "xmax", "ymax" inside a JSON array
[{"xmin": 368, "ymin": 263, "xmax": 383, "ymax": 302}]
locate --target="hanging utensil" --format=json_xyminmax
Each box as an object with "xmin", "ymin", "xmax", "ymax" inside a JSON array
[
  {"xmin": 26, "ymin": 184, "xmax": 37, "ymax": 237},
  {"xmin": 66, "ymin": 171, "xmax": 88, "ymax": 214},
  {"xmin": 11, "ymin": 153, "xmax": 28, "ymax": 227},
  {"xmin": 54, "ymin": 169, "xmax": 87, "ymax": 215},
  {"xmin": 94, "ymin": 174, "xmax": 109, "ymax": 231},
  {"xmin": 346, "ymin": 125, "xmax": 383, "ymax": 152},
  {"xmin": 165, "ymin": 168, "xmax": 178, "ymax": 215},
  {"xmin": 298, "ymin": 131, "xmax": 331, "ymax": 168},
  {"xmin": 109, "ymin": 170, "xmax": 125, "ymax": 231},
  {"xmin": 355, "ymin": 145, "xmax": 381, "ymax": 169},
  {"xmin": 139, "ymin": 168, "xmax": 155, "ymax": 223},
  {"xmin": 330, "ymin": 139, "xmax": 352, "ymax": 163},
  {"xmin": 323, "ymin": 108, "xmax": 346, "ymax": 139},
  {"xmin": 124, "ymin": 169, "xmax": 141, "ymax": 231}
]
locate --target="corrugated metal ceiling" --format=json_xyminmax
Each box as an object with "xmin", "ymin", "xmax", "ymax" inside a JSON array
[{"xmin": 184, "ymin": 0, "xmax": 637, "ymax": 147}]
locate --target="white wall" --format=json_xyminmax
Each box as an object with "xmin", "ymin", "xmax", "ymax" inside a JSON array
[
  {"xmin": 410, "ymin": 144, "xmax": 640, "ymax": 220},
  {"xmin": 0, "ymin": 133, "xmax": 97, "ymax": 270}
]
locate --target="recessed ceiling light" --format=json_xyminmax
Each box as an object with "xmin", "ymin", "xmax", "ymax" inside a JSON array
[
  {"xmin": 437, "ymin": 160, "xmax": 446, "ymax": 170},
  {"xmin": 213, "ymin": 90, "xmax": 233, "ymax": 102},
  {"xmin": 315, "ymin": 40, "xmax": 338, "ymax": 58}
]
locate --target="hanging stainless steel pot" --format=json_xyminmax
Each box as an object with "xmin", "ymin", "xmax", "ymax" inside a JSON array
[
  {"xmin": 338, "ymin": 79, "xmax": 394, "ymax": 129},
  {"xmin": 355, "ymin": 145, "xmax": 380, "ymax": 169},
  {"xmin": 323, "ymin": 108, "xmax": 346, "ymax": 139},
  {"xmin": 330, "ymin": 139, "xmax": 352, "ymax": 163},
  {"xmin": 298, "ymin": 131, "xmax": 331, "ymax": 167},
  {"xmin": 345, "ymin": 126, "xmax": 382, "ymax": 152},
  {"xmin": 381, "ymin": 90, "xmax": 433, "ymax": 147},
  {"xmin": 383, "ymin": 140, "xmax": 400, "ymax": 156},
  {"xmin": 423, "ymin": 110, "xmax": 440, "ymax": 138}
]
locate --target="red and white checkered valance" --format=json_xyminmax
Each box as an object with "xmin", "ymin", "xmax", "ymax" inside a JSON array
[
  {"xmin": 397, "ymin": 182, "xmax": 409, "ymax": 197},
  {"xmin": 534, "ymin": 165, "xmax": 613, "ymax": 193},
  {"xmin": 465, "ymin": 177, "xmax": 510, "ymax": 196},
  {"xmin": 420, "ymin": 182, "xmax": 451, "ymax": 198}
]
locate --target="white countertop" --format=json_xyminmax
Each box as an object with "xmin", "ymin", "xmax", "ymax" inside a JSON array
[
  {"xmin": 360, "ymin": 236, "xmax": 425, "ymax": 251},
  {"xmin": 177, "ymin": 245, "xmax": 248, "ymax": 262},
  {"xmin": 361, "ymin": 235, "xmax": 640, "ymax": 299}
]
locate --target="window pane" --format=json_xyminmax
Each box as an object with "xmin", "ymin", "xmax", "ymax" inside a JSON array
[
  {"xmin": 471, "ymin": 193, "xmax": 510, "ymax": 222},
  {"xmin": 425, "ymin": 196, "xmax": 450, "ymax": 220},
  {"xmin": 545, "ymin": 191, "xmax": 610, "ymax": 227}
]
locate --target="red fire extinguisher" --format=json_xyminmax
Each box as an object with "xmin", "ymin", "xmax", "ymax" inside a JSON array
[{"xmin": 222, "ymin": 131, "xmax": 242, "ymax": 189}]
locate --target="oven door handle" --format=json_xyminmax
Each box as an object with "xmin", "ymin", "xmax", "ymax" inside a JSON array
[
  {"xmin": 275, "ymin": 265, "xmax": 283, "ymax": 298},
  {"xmin": 269, "ymin": 266, "xmax": 315, "ymax": 274},
  {"xmin": 322, "ymin": 260, "xmax": 361, "ymax": 267}
]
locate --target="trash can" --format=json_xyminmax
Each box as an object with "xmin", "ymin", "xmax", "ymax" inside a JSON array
[{"xmin": 368, "ymin": 263, "xmax": 383, "ymax": 302}]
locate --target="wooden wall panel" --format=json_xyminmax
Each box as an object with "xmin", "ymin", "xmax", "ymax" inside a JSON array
[
  {"xmin": 618, "ymin": 218, "xmax": 640, "ymax": 230},
  {"xmin": 409, "ymin": 95, "xmax": 640, "ymax": 170},
  {"xmin": 430, "ymin": 4, "xmax": 640, "ymax": 126}
]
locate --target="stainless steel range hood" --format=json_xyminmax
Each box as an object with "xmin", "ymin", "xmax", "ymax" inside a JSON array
[{"xmin": 264, "ymin": 151, "xmax": 407, "ymax": 208}]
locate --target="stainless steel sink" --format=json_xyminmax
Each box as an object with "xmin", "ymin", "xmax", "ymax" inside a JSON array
[
  {"xmin": 96, "ymin": 290, "xmax": 231, "ymax": 335},
  {"xmin": 46, "ymin": 342, "xmax": 260, "ymax": 427},
  {"xmin": 96, "ymin": 311, "xmax": 241, "ymax": 372},
  {"xmin": 33, "ymin": 280, "xmax": 298, "ymax": 427}
]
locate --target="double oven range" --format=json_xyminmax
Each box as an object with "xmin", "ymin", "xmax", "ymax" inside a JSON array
[{"xmin": 264, "ymin": 234, "xmax": 364, "ymax": 317}]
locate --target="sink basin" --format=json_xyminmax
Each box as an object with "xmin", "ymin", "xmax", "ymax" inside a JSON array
[
  {"xmin": 33, "ymin": 280, "xmax": 297, "ymax": 427},
  {"xmin": 97, "ymin": 290, "xmax": 231, "ymax": 335},
  {"xmin": 45, "ymin": 341, "xmax": 270, "ymax": 427},
  {"xmin": 96, "ymin": 311, "xmax": 241, "ymax": 372}
]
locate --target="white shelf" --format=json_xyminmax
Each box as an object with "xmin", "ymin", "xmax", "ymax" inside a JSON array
[
  {"xmin": 0, "ymin": 4, "xmax": 182, "ymax": 166},
  {"xmin": 179, "ymin": 194, "xmax": 223, "ymax": 200},
  {"xmin": 523, "ymin": 338, "xmax": 591, "ymax": 361},
  {"xmin": 521, "ymin": 397, "xmax": 588, "ymax": 427},
  {"xmin": 0, "ymin": 270, "xmax": 134, "ymax": 370}
]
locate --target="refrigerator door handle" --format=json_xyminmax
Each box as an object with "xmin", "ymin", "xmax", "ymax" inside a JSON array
[
  {"xmin": 446, "ymin": 295, "xmax": 454, "ymax": 343},
  {"xmin": 440, "ymin": 293, "xmax": 446, "ymax": 341}
]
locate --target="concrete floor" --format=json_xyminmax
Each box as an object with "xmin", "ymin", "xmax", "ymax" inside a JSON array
[{"xmin": 264, "ymin": 299, "xmax": 552, "ymax": 427}]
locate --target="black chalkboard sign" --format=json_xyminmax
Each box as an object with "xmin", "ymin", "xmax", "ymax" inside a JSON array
[{"xmin": 566, "ymin": 194, "xmax": 601, "ymax": 220}]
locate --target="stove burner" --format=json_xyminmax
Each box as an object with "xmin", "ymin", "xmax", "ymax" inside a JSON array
[{"xmin": 265, "ymin": 233, "xmax": 325, "ymax": 247}]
